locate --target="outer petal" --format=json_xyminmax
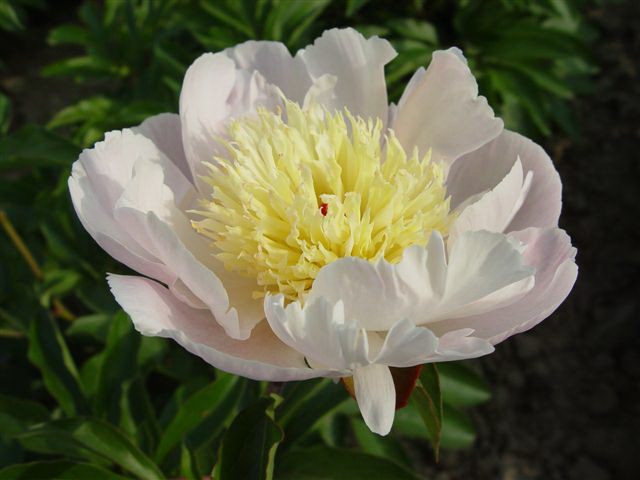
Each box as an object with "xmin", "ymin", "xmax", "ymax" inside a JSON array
[
  {"xmin": 449, "ymin": 158, "xmax": 533, "ymax": 240},
  {"xmin": 132, "ymin": 113, "xmax": 192, "ymax": 183},
  {"xmin": 298, "ymin": 28, "xmax": 396, "ymax": 124},
  {"xmin": 429, "ymin": 228, "xmax": 577, "ymax": 344},
  {"xmin": 373, "ymin": 318, "xmax": 439, "ymax": 367},
  {"xmin": 307, "ymin": 231, "xmax": 535, "ymax": 330},
  {"xmin": 353, "ymin": 364, "xmax": 396, "ymax": 436},
  {"xmin": 392, "ymin": 48, "xmax": 503, "ymax": 163},
  {"xmin": 179, "ymin": 53, "xmax": 281, "ymax": 185},
  {"xmin": 264, "ymin": 295, "xmax": 364, "ymax": 372},
  {"xmin": 224, "ymin": 40, "xmax": 311, "ymax": 105},
  {"xmin": 69, "ymin": 129, "xmax": 263, "ymax": 340},
  {"xmin": 447, "ymin": 129, "xmax": 562, "ymax": 231},
  {"xmin": 108, "ymin": 274, "xmax": 332, "ymax": 381}
]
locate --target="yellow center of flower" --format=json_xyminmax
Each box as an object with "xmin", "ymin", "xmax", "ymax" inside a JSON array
[{"xmin": 192, "ymin": 100, "xmax": 453, "ymax": 301}]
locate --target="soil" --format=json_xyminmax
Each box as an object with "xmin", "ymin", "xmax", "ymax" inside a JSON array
[
  {"xmin": 419, "ymin": 3, "xmax": 640, "ymax": 479},
  {"xmin": 2, "ymin": 2, "xmax": 639, "ymax": 480}
]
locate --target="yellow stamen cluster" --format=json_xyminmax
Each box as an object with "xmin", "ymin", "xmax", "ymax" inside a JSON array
[{"xmin": 193, "ymin": 100, "xmax": 453, "ymax": 301}]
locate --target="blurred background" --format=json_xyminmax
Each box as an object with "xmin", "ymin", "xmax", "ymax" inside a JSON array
[{"xmin": 0, "ymin": 1, "xmax": 638, "ymax": 479}]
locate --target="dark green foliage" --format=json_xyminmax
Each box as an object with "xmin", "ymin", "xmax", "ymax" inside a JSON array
[{"xmin": 0, "ymin": 0, "xmax": 597, "ymax": 477}]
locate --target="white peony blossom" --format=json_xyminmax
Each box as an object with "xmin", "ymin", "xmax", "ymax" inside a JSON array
[{"xmin": 68, "ymin": 28, "xmax": 577, "ymax": 436}]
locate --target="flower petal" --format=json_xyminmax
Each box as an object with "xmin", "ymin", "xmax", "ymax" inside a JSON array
[
  {"xmin": 264, "ymin": 294, "xmax": 364, "ymax": 372},
  {"xmin": 308, "ymin": 231, "xmax": 534, "ymax": 330},
  {"xmin": 392, "ymin": 48, "xmax": 503, "ymax": 163},
  {"xmin": 447, "ymin": 129, "xmax": 562, "ymax": 230},
  {"xmin": 298, "ymin": 28, "xmax": 396, "ymax": 123},
  {"xmin": 108, "ymin": 274, "xmax": 330, "ymax": 381},
  {"xmin": 429, "ymin": 228, "xmax": 577, "ymax": 344},
  {"xmin": 224, "ymin": 40, "xmax": 311, "ymax": 104},
  {"xmin": 132, "ymin": 113, "xmax": 192, "ymax": 184},
  {"xmin": 179, "ymin": 52, "xmax": 281, "ymax": 185},
  {"xmin": 70, "ymin": 128, "xmax": 263, "ymax": 340},
  {"xmin": 353, "ymin": 364, "xmax": 396, "ymax": 436},
  {"xmin": 449, "ymin": 158, "xmax": 533, "ymax": 240},
  {"xmin": 374, "ymin": 318, "xmax": 439, "ymax": 367}
]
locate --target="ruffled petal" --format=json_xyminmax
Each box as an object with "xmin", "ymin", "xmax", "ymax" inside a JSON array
[
  {"xmin": 353, "ymin": 364, "xmax": 396, "ymax": 436},
  {"xmin": 449, "ymin": 158, "xmax": 532, "ymax": 240},
  {"xmin": 373, "ymin": 318, "xmax": 439, "ymax": 367},
  {"xmin": 264, "ymin": 295, "xmax": 364, "ymax": 372},
  {"xmin": 132, "ymin": 113, "xmax": 192, "ymax": 184},
  {"xmin": 179, "ymin": 52, "xmax": 281, "ymax": 185},
  {"xmin": 447, "ymin": 129, "xmax": 562, "ymax": 231},
  {"xmin": 307, "ymin": 231, "xmax": 534, "ymax": 330},
  {"xmin": 392, "ymin": 48, "xmax": 503, "ymax": 163},
  {"xmin": 298, "ymin": 28, "xmax": 396, "ymax": 123},
  {"xmin": 224, "ymin": 40, "xmax": 311, "ymax": 104},
  {"xmin": 108, "ymin": 274, "xmax": 330, "ymax": 381},
  {"xmin": 69, "ymin": 129, "xmax": 263, "ymax": 340},
  {"xmin": 429, "ymin": 227, "xmax": 577, "ymax": 344}
]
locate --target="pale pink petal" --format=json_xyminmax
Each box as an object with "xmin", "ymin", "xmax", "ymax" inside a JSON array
[
  {"xmin": 447, "ymin": 129, "xmax": 562, "ymax": 230},
  {"xmin": 264, "ymin": 294, "xmax": 364, "ymax": 372},
  {"xmin": 429, "ymin": 228, "xmax": 577, "ymax": 344},
  {"xmin": 374, "ymin": 318, "xmax": 439, "ymax": 367},
  {"xmin": 353, "ymin": 364, "xmax": 396, "ymax": 436},
  {"xmin": 449, "ymin": 158, "xmax": 532, "ymax": 240},
  {"xmin": 132, "ymin": 113, "xmax": 192, "ymax": 184},
  {"xmin": 298, "ymin": 28, "xmax": 396, "ymax": 123},
  {"xmin": 424, "ymin": 328, "xmax": 494, "ymax": 363},
  {"xmin": 224, "ymin": 40, "xmax": 311, "ymax": 104},
  {"xmin": 307, "ymin": 231, "xmax": 534, "ymax": 331},
  {"xmin": 108, "ymin": 274, "xmax": 330, "ymax": 381},
  {"xmin": 392, "ymin": 48, "xmax": 503, "ymax": 163},
  {"xmin": 179, "ymin": 53, "xmax": 281, "ymax": 185}
]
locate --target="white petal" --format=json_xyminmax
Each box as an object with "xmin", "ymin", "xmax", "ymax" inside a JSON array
[
  {"xmin": 425, "ymin": 328, "xmax": 494, "ymax": 362},
  {"xmin": 69, "ymin": 128, "xmax": 263, "ymax": 340},
  {"xmin": 179, "ymin": 53, "xmax": 281, "ymax": 185},
  {"xmin": 374, "ymin": 318, "xmax": 439, "ymax": 367},
  {"xmin": 224, "ymin": 40, "xmax": 311, "ymax": 104},
  {"xmin": 308, "ymin": 231, "xmax": 534, "ymax": 330},
  {"xmin": 447, "ymin": 129, "xmax": 561, "ymax": 231},
  {"xmin": 449, "ymin": 158, "xmax": 533, "ymax": 240},
  {"xmin": 392, "ymin": 48, "xmax": 503, "ymax": 163},
  {"xmin": 108, "ymin": 274, "xmax": 332, "ymax": 381},
  {"xmin": 132, "ymin": 113, "xmax": 192, "ymax": 184},
  {"xmin": 353, "ymin": 364, "xmax": 396, "ymax": 436},
  {"xmin": 429, "ymin": 228, "xmax": 577, "ymax": 344},
  {"xmin": 298, "ymin": 28, "xmax": 396, "ymax": 122},
  {"xmin": 264, "ymin": 295, "xmax": 365, "ymax": 372}
]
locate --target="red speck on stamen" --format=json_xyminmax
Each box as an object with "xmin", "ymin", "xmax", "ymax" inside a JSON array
[{"xmin": 320, "ymin": 203, "xmax": 328, "ymax": 216}]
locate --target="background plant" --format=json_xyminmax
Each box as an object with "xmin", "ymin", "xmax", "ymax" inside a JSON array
[{"xmin": 0, "ymin": 0, "xmax": 597, "ymax": 478}]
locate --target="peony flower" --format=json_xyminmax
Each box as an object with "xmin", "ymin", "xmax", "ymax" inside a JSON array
[{"xmin": 68, "ymin": 28, "xmax": 577, "ymax": 436}]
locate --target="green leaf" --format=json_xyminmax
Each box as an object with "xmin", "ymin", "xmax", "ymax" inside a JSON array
[
  {"xmin": 0, "ymin": 126, "xmax": 78, "ymax": 170},
  {"xmin": 0, "ymin": 93, "xmax": 10, "ymax": 134},
  {"xmin": 275, "ymin": 446, "xmax": 420, "ymax": 480},
  {"xmin": 213, "ymin": 395, "xmax": 283, "ymax": 480},
  {"xmin": 441, "ymin": 404, "xmax": 476, "ymax": 449},
  {"xmin": 27, "ymin": 311, "xmax": 88, "ymax": 416},
  {"xmin": 0, "ymin": 2, "xmax": 23, "ymax": 32},
  {"xmin": 350, "ymin": 418, "xmax": 412, "ymax": 468},
  {"xmin": 409, "ymin": 364, "xmax": 442, "ymax": 460},
  {"xmin": 0, "ymin": 394, "xmax": 49, "ymax": 436},
  {"xmin": 0, "ymin": 460, "xmax": 129, "ymax": 479},
  {"xmin": 388, "ymin": 19, "xmax": 438, "ymax": 44},
  {"xmin": 16, "ymin": 418, "xmax": 164, "ymax": 479},
  {"xmin": 280, "ymin": 379, "xmax": 349, "ymax": 447},
  {"xmin": 65, "ymin": 314, "xmax": 111, "ymax": 343},
  {"xmin": 93, "ymin": 311, "xmax": 141, "ymax": 419},
  {"xmin": 345, "ymin": 0, "xmax": 371, "ymax": 17},
  {"xmin": 155, "ymin": 373, "xmax": 239, "ymax": 464},
  {"xmin": 439, "ymin": 362, "xmax": 491, "ymax": 407},
  {"xmin": 47, "ymin": 24, "xmax": 92, "ymax": 46}
]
